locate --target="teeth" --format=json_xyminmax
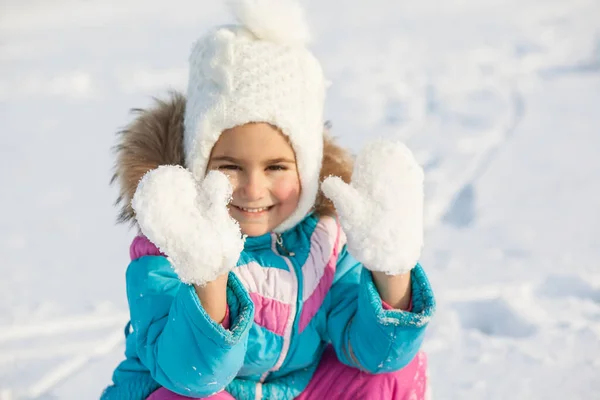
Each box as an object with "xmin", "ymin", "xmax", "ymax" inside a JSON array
[{"xmin": 238, "ymin": 206, "xmax": 269, "ymax": 213}]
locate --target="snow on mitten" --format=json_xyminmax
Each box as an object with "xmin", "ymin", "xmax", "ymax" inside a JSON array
[
  {"xmin": 321, "ymin": 139, "xmax": 424, "ymax": 275},
  {"xmin": 132, "ymin": 166, "xmax": 244, "ymax": 286}
]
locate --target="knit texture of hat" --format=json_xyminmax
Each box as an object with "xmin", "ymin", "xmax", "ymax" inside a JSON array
[{"xmin": 183, "ymin": 0, "xmax": 327, "ymax": 233}]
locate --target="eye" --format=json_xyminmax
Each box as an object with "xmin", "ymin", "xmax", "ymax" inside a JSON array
[
  {"xmin": 218, "ymin": 164, "xmax": 241, "ymax": 171},
  {"xmin": 267, "ymin": 165, "xmax": 287, "ymax": 171}
]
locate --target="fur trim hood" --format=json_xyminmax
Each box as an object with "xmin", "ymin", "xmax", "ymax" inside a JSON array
[{"xmin": 111, "ymin": 92, "xmax": 353, "ymax": 227}]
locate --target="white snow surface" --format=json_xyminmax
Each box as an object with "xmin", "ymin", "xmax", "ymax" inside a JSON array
[{"xmin": 1, "ymin": 0, "xmax": 599, "ymax": 398}]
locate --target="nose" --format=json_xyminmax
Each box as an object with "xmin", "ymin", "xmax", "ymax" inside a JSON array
[{"xmin": 239, "ymin": 170, "xmax": 267, "ymax": 201}]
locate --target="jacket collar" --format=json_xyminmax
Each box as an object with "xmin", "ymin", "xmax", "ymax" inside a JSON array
[{"xmin": 243, "ymin": 212, "xmax": 316, "ymax": 251}]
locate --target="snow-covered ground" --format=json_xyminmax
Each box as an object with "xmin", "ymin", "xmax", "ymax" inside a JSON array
[{"xmin": 1, "ymin": 0, "xmax": 599, "ymax": 398}]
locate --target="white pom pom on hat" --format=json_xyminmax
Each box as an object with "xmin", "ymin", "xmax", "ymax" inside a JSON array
[
  {"xmin": 228, "ymin": 0, "xmax": 312, "ymax": 46},
  {"xmin": 183, "ymin": 0, "xmax": 327, "ymax": 233}
]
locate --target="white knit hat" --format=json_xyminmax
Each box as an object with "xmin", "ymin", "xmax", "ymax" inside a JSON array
[{"xmin": 183, "ymin": 0, "xmax": 327, "ymax": 233}]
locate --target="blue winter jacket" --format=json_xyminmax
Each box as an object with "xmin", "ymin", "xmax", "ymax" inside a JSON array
[{"xmin": 101, "ymin": 214, "xmax": 435, "ymax": 399}]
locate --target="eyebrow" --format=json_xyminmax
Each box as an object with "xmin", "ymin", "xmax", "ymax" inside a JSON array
[{"xmin": 211, "ymin": 156, "xmax": 295, "ymax": 164}]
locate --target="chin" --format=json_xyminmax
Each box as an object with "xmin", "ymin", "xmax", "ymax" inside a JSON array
[{"xmin": 240, "ymin": 224, "xmax": 272, "ymax": 237}]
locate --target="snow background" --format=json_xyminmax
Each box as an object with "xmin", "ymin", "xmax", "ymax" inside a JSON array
[{"xmin": 1, "ymin": 0, "xmax": 599, "ymax": 398}]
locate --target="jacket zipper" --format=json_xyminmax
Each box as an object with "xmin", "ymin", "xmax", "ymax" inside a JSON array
[
  {"xmin": 275, "ymin": 233, "xmax": 295, "ymax": 256},
  {"xmin": 259, "ymin": 233, "xmax": 298, "ymax": 384}
]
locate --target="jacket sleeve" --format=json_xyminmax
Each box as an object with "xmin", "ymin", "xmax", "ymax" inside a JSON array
[
  {"xmin": 324, "ymin": 246, "xmax": 435, "ymax": 373},
  {"xmin": 126, "ymin": 255, "xmax": 254, "ymax": 397}
]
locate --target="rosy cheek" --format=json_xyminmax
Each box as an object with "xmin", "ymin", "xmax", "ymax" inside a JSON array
[{"xmin": 272, "ymin": 175, "xmax": 301, "ymax": 204}]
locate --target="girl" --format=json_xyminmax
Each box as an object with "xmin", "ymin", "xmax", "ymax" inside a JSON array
[{"xmin": 102, "ymin": 1, "xmax": 435, "ymax": 399}]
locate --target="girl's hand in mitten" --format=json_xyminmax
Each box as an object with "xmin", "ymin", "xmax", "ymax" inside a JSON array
[
  {"xmin": 321, "ymin": 139, "xmax": 424, "ymax": 275},
  {"xmin": 132, "ymin": 166, "xmax": 244, "ymax": 286}
]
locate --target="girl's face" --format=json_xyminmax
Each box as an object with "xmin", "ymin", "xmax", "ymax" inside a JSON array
[{"xmin": 208, "ymin": 123, "xmax": 301, "ymax": 237}]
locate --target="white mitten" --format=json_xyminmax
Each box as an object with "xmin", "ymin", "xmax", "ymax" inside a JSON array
[
  {"xmin": 321, "ymin": 139, "xmax": 424, "ymax": 275},
  {"xmin": 132, "ymin": 166, "xmax": 244, "ymax": 286}
]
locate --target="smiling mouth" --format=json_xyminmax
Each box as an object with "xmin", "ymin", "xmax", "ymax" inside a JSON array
[{"xmin": 232, "ymin": 205, "xmax": 274, "ymax": 214}]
